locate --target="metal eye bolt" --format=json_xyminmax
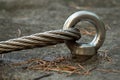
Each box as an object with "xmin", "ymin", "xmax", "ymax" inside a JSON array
[{"xmin": 63, "ymin": 11, "xmax": 106, "ymax": 56}]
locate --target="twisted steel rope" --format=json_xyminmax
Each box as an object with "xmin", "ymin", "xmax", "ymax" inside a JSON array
[{"xmin": 0, "ymin": 28, "xmax": 81, "ymax": 54}]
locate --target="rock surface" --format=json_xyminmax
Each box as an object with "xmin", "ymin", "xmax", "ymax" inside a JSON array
[{"xmin": 0, "ymin": 0, "xmax": 120, "ymax": 80}]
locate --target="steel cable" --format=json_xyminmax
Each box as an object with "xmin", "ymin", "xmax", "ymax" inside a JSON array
[{"xmin": 0, "ymin": 28, "xmax": 81, "ymax": 54}]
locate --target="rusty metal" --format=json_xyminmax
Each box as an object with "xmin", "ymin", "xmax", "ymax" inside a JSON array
[
  {"xmin": 0, "ymin": 28, "xmax": 81, "ymax": 54},
  {"xmin": 63, "ymin": 11, "xmax": 106, "ymax": 58}
]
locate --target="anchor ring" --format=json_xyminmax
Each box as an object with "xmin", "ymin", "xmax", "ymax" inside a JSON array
[{"xmin": 63, "ymin": 11, "xmax": 106, "ymax": 56}]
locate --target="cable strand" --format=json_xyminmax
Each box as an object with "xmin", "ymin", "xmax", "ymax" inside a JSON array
[{"xmin": 0, "ymin": 28, "xmax": 81, "ymax": 54}]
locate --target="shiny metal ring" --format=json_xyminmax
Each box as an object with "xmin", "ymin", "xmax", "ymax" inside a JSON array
[{"xmin": 63, "ymin": 11, "xmax": 106, "ymax": 50}]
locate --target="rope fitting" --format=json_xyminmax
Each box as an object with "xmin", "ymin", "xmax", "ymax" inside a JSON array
[{"xmin": 0, "ymin": 11, "xmax": 106, "ymax": 62}]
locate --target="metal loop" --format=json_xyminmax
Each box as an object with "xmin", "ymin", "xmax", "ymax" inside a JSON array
[{"xmin": 63, "ymin": 11, "xmax": 106, "ymax": 50}]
